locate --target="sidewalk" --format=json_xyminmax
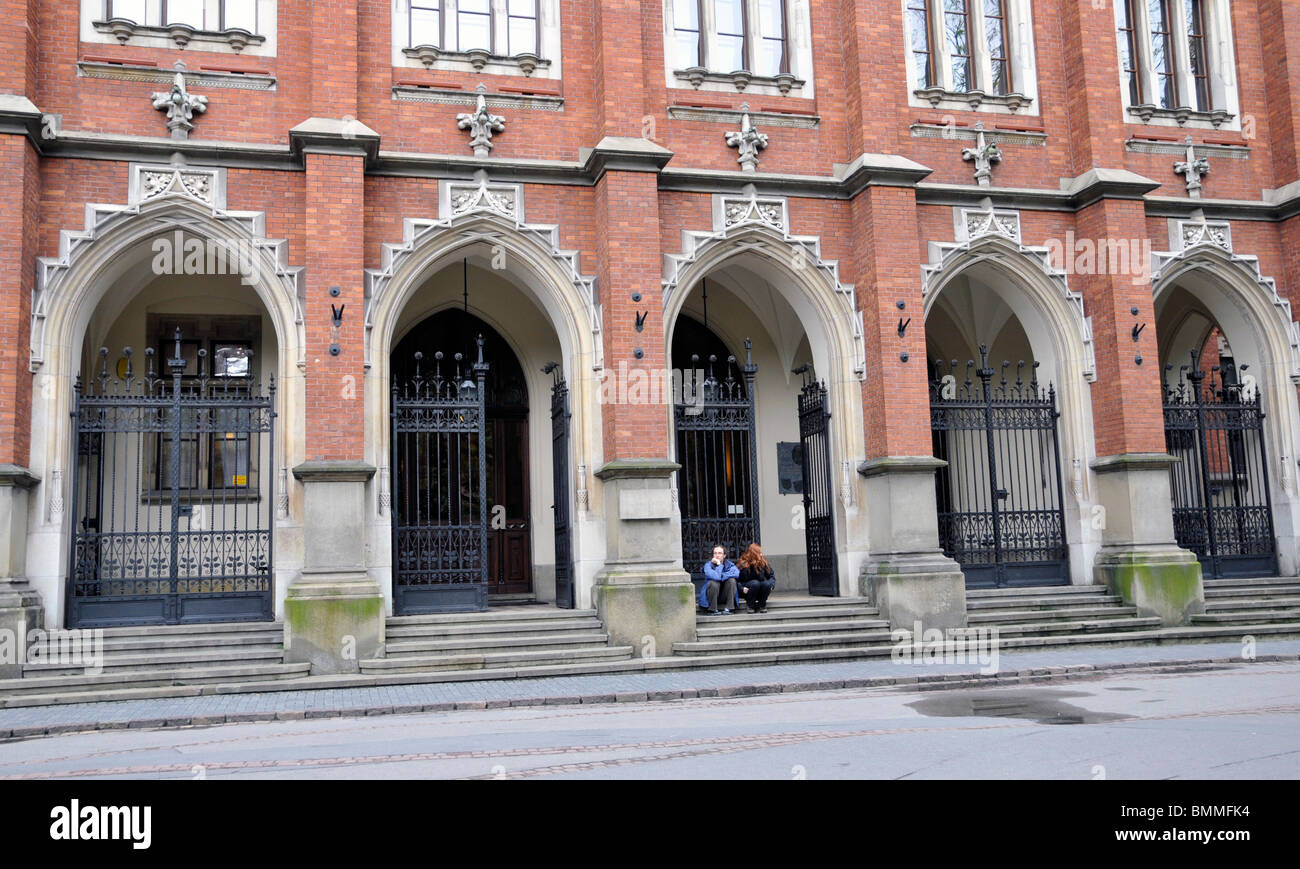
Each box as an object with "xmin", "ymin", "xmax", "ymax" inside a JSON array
[{"xmin": 2, "ymin": 640, "xmax": 1298, "ymax": 739}]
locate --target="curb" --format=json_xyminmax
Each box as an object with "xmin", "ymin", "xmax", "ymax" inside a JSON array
[{"xmin": 1, "ymin": 653, "xmax": 1296, "ymax": 743}]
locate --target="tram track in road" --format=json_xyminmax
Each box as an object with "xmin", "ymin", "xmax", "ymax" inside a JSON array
[{"xmin": 3, "ymin": 689, "xmax": 1298, "ymax": 780}]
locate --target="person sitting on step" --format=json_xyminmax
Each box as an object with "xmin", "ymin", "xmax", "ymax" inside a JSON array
[
  {"xmin": 699, "ymin": 544, "xmax": 739, "ymax": 615},
  {"xmin": 736, "ymin": 543, "xmax": 776, "ymax": 614}
]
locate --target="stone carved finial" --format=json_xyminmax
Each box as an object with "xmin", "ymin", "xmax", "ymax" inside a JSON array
[
  {"xmin": 457, "ymin": 85, "xmax": 506, "ymax": 157},
  {"xmin": 724, "ymin": 105, "xmax": 769, "ymax": 173},
  {"xmin": 151, "ymin": 70, "xmax": 208, "ymax": 141},
  {"xmin": 961, "ymin": 122, "xmax": 1002, "ymax": 187},
  {"xmin": 1174, "ymin": 136, "xmax": 1211, "ymax": 198}
]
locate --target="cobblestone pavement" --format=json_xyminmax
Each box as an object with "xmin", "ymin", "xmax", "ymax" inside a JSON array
[
  {"xmin": 2, "ymin": 661, "xmax": 1299, "ymax": 779},
  {"xmin": 2, "ymin": 640, "xmax": 1297, "ymax": 739}
]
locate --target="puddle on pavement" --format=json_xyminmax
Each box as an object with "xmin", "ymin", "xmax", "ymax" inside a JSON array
[{"xmin": 907, "ymin": 689, "xmax": 1136, "ymax": 725}]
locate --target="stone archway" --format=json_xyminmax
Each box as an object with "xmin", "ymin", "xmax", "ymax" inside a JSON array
[
  {"xmin": 921, "ymin": 211, "xmax": 1100, "ymax": 586},
  {"xmin": 1152, "ymin": 233, "xmax": 1300, "ymax": 575},
  {"xmin": 364, "ymin": 177, "xmax": 604, "ymax": 610},
  {"xmin": 25, "ymin": 172, "xmax": 306, "ymax": 627}
]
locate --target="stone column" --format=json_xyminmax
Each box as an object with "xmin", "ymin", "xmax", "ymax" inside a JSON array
[
  {"xmin": 1074, "ymin": 186, "xmax": 1204, "ymax": 625},
  {"xmin": 858, "ymin": 457, "xmax": 966, "ymax": 630},
  {"xmin": 0, "ymin": 466, "xmax": 42, "ymax": 679},
  {"xmin": 850, "ymin": 180, "xmax": 967, "ymax": 630},
  {"xmin": 283, "ymin": 461, "xmax": 384, "ymax": 674},
  {"xmin": 592, "ymin": 461, "xmax": 695, "ymax": 655}
]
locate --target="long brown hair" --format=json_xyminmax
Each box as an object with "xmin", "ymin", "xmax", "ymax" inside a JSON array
[{"xmin": 737, "ymin": 543, "xmax": 770, "ymax": 574}]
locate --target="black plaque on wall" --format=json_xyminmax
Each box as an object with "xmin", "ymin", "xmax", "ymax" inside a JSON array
[{"xmin": 777, "ymin": 442, "xmax": 804, "ymax": 495}]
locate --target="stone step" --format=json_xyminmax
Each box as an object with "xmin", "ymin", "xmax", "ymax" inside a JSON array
[
  {"xmin": 1203, "ymin": 596, "xmax": 1300, "ymax": 612},
  {"xmin": 695, "ymin": 606, "xmax": 881, "ymax": 625},
  {"xmin": 965, "ymin": 594, "xmax": 1121, "ymax": 611},
  {"xmin": 967, "ymin": 605, "xmax": 1142, "ymax": 625},
  {"xmin": 23, "ymin": 646, "xmax": 287, "ymax": 677},
  {"xmin": 1191, "ymin": 611, "xmax": 1300, "ymax": 626},
  {"xmin": 1202, "ymin": 576, "xmax": 1300, "ymax": 589},
  {"xmin": 358, "ymin": 645, "xmax": 635, "ymax": 674},
  {"xmin": 950, "ymin": 616, "xmax": 1165, "ymax": 637},
  {"xmin": 385, "ymin": 618, "xmax": 605, "ymax": 641},
  {"xmin": 95, "ymin": 633, "xmax": 283, "ymax": 655},
  {"xmin": 84, "ymin": 621, "xmax": 283, "ymax": 640},
  {"xmin": 386, "ymin": 608, "xmax": 600, "ymax": 628},
  {"xmin": 965, "ymin": 585, "xmax": 1101, "ymax": 599},
  {"xmin": 384, "ymin": 632, "xmax": 613, "ymax": 657},
  {"xmin": 1204, "ymin": 586, "xmax": 1300, "ymax": 599},
  {"xmin": 672, "ymin": 629, "xmax": 899, "ymax": 656},
  {"xmin": 695, "ymin": 617, "xmax": 891, "ymax": 639},
  {"xmin": 0, "ymin": 662, "xmax": 311, "ymax": 700}
]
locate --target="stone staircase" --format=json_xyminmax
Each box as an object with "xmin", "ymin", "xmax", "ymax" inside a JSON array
[
  {"xmin": 359, "ymin": 607, "xmax": 635, "ymax": 674},
  {"xmin": 960, "ymin": 585, "xmax": 1163, "ymax": 639},
  {"xmin": 672, "ymin": 597, "xmax": 898, "ymax": 658},
  {"xmin": 0, "ymin": 622, "xmax": 308, "ymax": 704},
  {"xmin": 1192, "ymin": 576, "xmax": 1300, "ymax": 626}
]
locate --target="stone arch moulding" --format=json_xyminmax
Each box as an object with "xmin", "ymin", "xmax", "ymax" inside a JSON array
[
  {"xmin": 1151, "ymin": 218, "xmax": 1300, "ymax": 382},
  {"xmin": 31, "ymin": 161, "xmax": 306, "ymax": 372},
  {"xmin": 364, "ymin": 170, "xmax": 602, "ymax": 370},
  {"xmin": 660, "ymin": 186, "xmax": 866, "ymax": 380},
  {"xmin": 921, "ymin": 204, "xmax": 1097, "ymax": 382}
]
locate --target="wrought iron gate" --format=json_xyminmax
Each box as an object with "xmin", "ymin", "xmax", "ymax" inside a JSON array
[
  {"xmin": 547, "ymin": 363, "xmax": 574, "ymax": 609},
  {"xmin": 795, "ymin": 366, "xmax": 838, "ymax": 596},
  {"xmin": 675, "ymin": 343, "xmax": 759, "ymax": 587},
  {"xmin": 391, "ymin": 340, "xmax": 490, "ymax": 614},
  {"xmin": 1163, "ymin": 351, "xmax": 1277, "ymax": 578},
  {"xmin": 68, "ymin": 333, "xmax": 275, "ymax": 628},
  {"xmin": 929, "ymin": 348, "xmax": 1069, "ymax": 589}
]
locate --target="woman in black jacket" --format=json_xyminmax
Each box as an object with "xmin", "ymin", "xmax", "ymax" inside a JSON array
[{"xmin": 736, "ymin": 543, "xmax": 776, "ymax": 613}]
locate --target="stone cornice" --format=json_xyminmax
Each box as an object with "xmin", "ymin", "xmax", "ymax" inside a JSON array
[
  {"xmin": 579, "ymin": 136, "xmax": 674, "ymax": 182},
  {"xmin": 1060, "ymin": 168, "xmax": 1162, "ymax": 209},
  {"xmin": 595, "ymin": 459, "xmax": 682, "ymax": 481},
  {"xmin": 0, "ymin": 95, "xmax": 48, "ymax": 152},
  {"xmin": 1090, "ymin": 453, "xmax": 1179, "ymax": 474},
  {"xmin": 857, "ymin": 456, "xmax": 948, "ymax": 477},
  {"xmin": 40, "ymin": 129, "xmax": 300, "ymax": 170},
  {"xmin": 292, "ymin": 461, "xmax": 377, "ymax": 483},
  {"xmin": 289, "ymin": 118, "xmax": 381, "ymax": 166},
  {"xmin": 0, "ymin": 464, "xmax": 39, "ymax": 489},
  {"xmin": 833, "ymin": 153, "xmax": 934, "ymax": 194}
]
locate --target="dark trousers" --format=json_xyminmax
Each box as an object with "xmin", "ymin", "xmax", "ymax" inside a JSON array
[
  {"xmin": 740, "ymin": 579, "xmax": 775, "ymax": 610},
  {"xmin": 705, "ymin": 578, "xmax": 737, "ymax": 611}
]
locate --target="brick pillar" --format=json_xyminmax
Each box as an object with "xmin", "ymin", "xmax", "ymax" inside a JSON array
[
  {"xmin": 852, "ymin": 184, "xmax": 966, "ymax": 630},
  {"xmin": 283, "ymin": 122, "xmax": 384, "ymax": 674},
  {"xmin": 0, "ymin": 102, "xmax": 44, "ymax": 669},
  {"xmin": 1078, "ymin": 197, "xmax": 1203, "ymax": 625}
]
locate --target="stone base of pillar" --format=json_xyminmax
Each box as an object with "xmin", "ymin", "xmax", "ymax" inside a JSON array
[
  {"xmin": 283, "ymin": 574, "xmax": 385, "ymax": 675},
  {"xmin": 1091, "ymin": 453, "xmax": 1205, "ymax": 626},
  {"xmin": 0, "ymin": 466, "xmax": 42, "ymax": 678},
  {"xmin": 860, "ymin": 553, "xmax": 967, "ymax": 631},
  {"xmin": 593, "ymin": 459, "xmax": 696, "ymax": 658},
  {"xmin": 283, "ymin": 461, "xmax": 384, "ymax": 674},
  {"xmin": 1094, "ymin": 546, "xmax": 1204, "ymax": 626},
  {"xmin": 857, "ymin": 457, "xmax": 968, "ymax": 630},
  {"xmin": 593, "ymin": 567, "xmax": 695, "ymax": 657}
]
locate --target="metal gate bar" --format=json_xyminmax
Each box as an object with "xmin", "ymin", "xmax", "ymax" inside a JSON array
[
  {"xmin": 1163, "ymin": 350, "xmax": 1277, "ymax": 578},
  {"xmin": 929, "ymin": 347, "xmax": 1069, "ymax": 589},
  {"xmin": 675, "ymin": 343, "xmax": 759, "ymax": 586},
  {"xmin": 546, "ymin": 362, "xmax": 574, "ymax": 609},
  {"xmin": 69, "ymin": 332, "xmax": 274, "ymax": 627},
  {"xmin": 796, "ymin": 366, "xmax": 838, "ymax": 597},
  {"xmin": 391, "ymin": 340, "xmax": 490, "ymax": 614}
]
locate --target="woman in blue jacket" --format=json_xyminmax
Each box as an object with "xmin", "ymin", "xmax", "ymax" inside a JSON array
[{"xmin": 699, "ymin": 544, "xmax": 739, "ymax": 615}]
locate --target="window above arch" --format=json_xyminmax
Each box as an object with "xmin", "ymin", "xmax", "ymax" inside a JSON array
[
  {"xmin": 1114, "ymin": 0, "xmax": 1240, "ymax": 130},
  {"xmin": 662, "ymin": 0, "xmax": 815, "ymax": 99},
  {"xmin": 392, "ymin": 0, "xmax": 563, "ymax": 80},
  {"xmin": 84, "ymin": 1, "xmax": 277, "ymax": 56},
  {"xmin": 903, "ymin": 0, "xmax": 1039, "ymax": 116}
]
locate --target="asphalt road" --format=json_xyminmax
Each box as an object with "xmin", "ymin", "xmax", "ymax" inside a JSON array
[{"xmin": 3, "ymin": 661, "xmax": 1299, "ymax": 780}]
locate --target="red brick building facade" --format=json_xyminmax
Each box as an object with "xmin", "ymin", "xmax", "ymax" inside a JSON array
[{"xmin": 2, "ymin": 0, "xmax": 1299, "ymax": 670}]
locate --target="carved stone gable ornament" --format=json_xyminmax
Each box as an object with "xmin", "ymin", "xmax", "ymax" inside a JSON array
[
  {"xmin": 961, "ymin": 122, "xmax": 1002, "ymax": 187},
  {"xmin": 457, "ymin": 84, "xmax": 507, "ymax": 157},
  {"xmin": 151, "ymin": 65, "xmax": 208, "ymax": 140},
  {"xmin": 724, "ymin": 104, "xmax": 769, "ymax": 172}
]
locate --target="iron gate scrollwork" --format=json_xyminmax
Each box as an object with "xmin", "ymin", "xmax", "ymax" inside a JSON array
[
  {"xmin": 795, "ymin": 366, "xmax": 838, "ymax": 596},
  {"xmin": 1163, "ymin": 350, "xmax": 1277, "ymax": 578},
  {"xmin": 68, "ymin": 331, "xmax": 275, "ymax": 627},
  {"xmin": 391, "ymin": 338, "xmax": 490, "ymax": 614},
  {"xmin": 547, "ymin": 362, "xmax": 574, "ymax": 609},
  {"xmin": 929, "ymin": 347, "xmax": 1069, "ymax": 589},
  {"xmin": 675, "ymin": 342, "xmax": 759, "ymax": 590}
]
